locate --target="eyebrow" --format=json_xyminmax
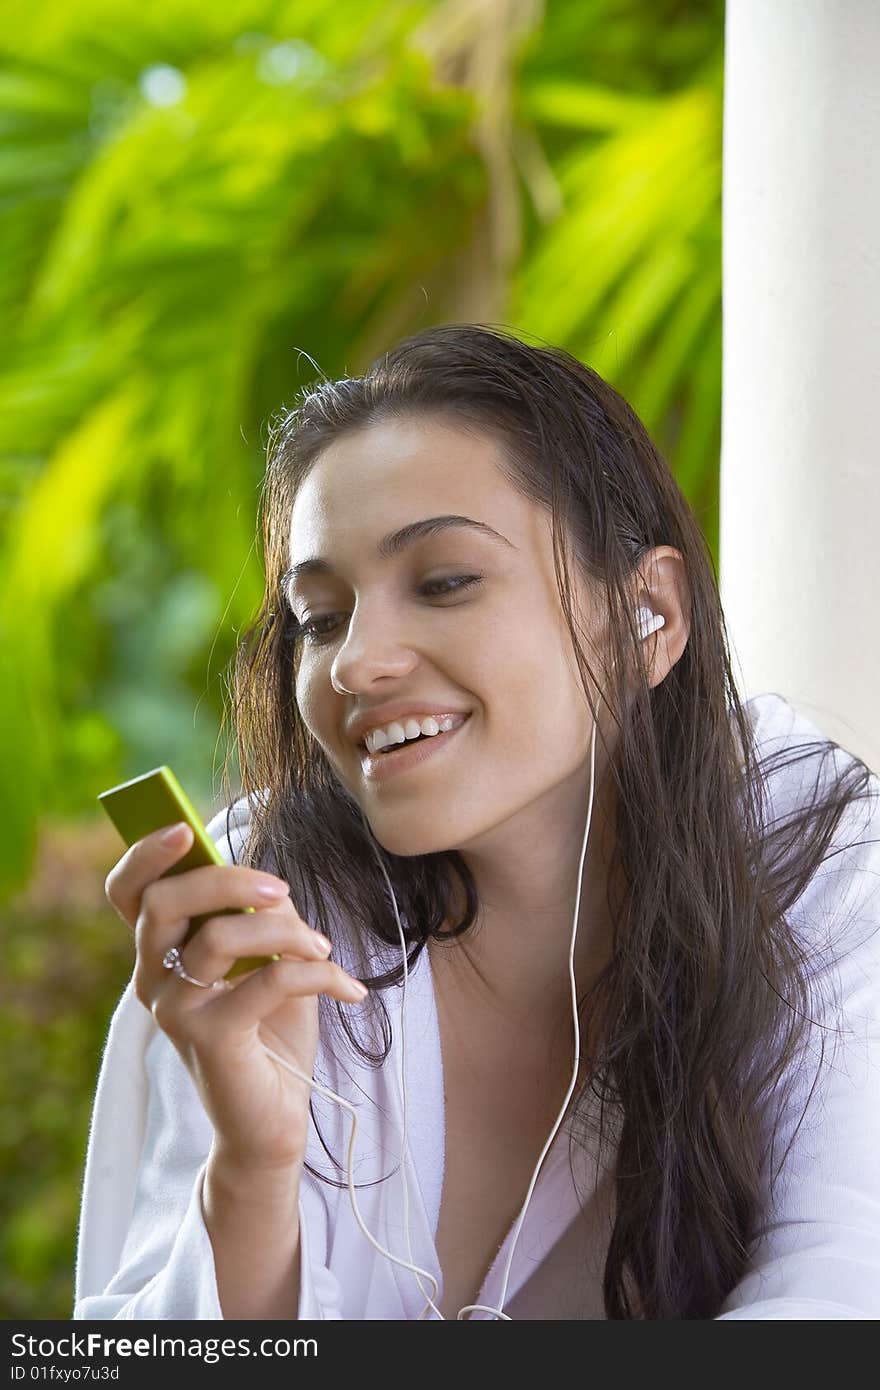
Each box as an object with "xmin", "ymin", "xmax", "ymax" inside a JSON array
[{"xmin": 280, "ymin": 514, "xmax": 515, "ymax": 602}]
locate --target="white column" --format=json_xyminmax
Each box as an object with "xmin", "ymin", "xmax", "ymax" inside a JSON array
[{"xmin": 720, "ymin": 0, "xmax": 880, "ymax": 776}]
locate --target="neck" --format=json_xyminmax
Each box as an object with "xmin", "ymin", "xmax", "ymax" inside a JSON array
[{"xmin": 428, "ymin": 766, "xmax": 620, "ymax": 1036}]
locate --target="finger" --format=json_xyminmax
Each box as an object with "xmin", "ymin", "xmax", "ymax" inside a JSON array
[
  {"xmin": 206, "ymin": 956, "xmax": 369, "ymax": 1030},
  {"xmin": 157, "ymin": 946, "xmax": 234, "ymax": 999},
  {"xmin": 137, "ymin": 861, "xmax": 293, "ymax": 953},
  {"xmin": 167, "ymin": 906, "xmax": 333, "ymax": 986},
  {"xmin": 141, "ymin": 898, "xmax": 329, "ymax": 1013},
  {"xmin": 135, "ymin": 863, "xmax": 294, "ymax": 976},
  {"xmin": 105, "ymin": 821, "xmax": 196, "ymax": 929}
]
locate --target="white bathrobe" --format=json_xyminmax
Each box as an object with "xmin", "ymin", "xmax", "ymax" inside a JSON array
[{"xmin": 73, "ymin": 694, "xmax": 880, "ymax": 1319}]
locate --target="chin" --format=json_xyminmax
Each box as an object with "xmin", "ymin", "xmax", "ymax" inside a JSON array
[
  {"xmin": 361, "ymin": 819, "xmax": 459, "ymax": 859},
  {"xmin": 349, "ymin": 798, "xmax": 465, "ymax": 857}
]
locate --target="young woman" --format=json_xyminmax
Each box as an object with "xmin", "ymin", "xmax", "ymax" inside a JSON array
[{"xmin": 75, "ymin": 325, "xmax": 880, "ymax": 1320}]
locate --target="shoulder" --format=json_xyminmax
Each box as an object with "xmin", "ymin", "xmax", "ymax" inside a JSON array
[
  {"xmin": 743, "ymin": 694, "xmax": 880, "ymax": 1017},
  {"xmin": 204, "ymin": 792, "xmax": 263, "ymax": 865},
  {"xmin": 741, "ymin": 690, "xmax": 845, "ymax": 783},
  {"xmin": 740, "ymin": 690, "xmax": 848, "ymax": 762},
  {"xmin": 742, "ymin": 690, "xmax": 878, "ymax": 831}
]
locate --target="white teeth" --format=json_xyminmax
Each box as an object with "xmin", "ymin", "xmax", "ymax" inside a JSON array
[{"xmin": 365, "ymin": 713, "xmax": 463, "ymax": 754}]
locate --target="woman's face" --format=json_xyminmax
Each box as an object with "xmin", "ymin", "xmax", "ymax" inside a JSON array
[{"xmin": 286, "ymin": 415, "xmax": 604, "ymax": 858}]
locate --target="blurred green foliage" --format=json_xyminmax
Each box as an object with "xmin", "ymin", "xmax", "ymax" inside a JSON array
[
  {"xmin": 0, "ymin": 0, "xmax": 724, "ymax": 1319},
  {"xmin": 1, "ymin": 839, "xmax": 133, "ymax": 1319}
]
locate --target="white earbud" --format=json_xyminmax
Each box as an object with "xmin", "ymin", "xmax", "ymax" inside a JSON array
[{"xmin": 636, "ymin": 605, "xmax": 665, "ymax": 640}]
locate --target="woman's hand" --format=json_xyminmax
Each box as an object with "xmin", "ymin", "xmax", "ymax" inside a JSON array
[{"xmin": 104, "ymin": 821, "xmax": 368, "ymax": 1174}]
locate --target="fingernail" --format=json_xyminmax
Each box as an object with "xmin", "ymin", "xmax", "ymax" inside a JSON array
[
  {"xmin": 161, "ymin": 822, "xmax": 188, "ymax": 844},
  {"xmin": 349, "ymin": 980, "xmax": 368, "ymax": 999},
  {"xmin": 313, "ymin": 933, "xmax": 332, "ymax": 955},
  {"xmin": 255, "ymin": 879, "xmax": 288, "ymax": 900}
]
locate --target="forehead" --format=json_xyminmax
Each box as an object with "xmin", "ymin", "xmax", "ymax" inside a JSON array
[{"xmin": 287, "ymin": 416, "xmax": 534, "ymax": 554}]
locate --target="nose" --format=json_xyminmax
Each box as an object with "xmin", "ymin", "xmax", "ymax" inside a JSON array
[{"xmin": 329, "ymin": 602, "xmax": 419, "ymax": 695}]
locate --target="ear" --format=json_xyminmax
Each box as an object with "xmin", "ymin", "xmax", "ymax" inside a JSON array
[{"xmin": 631, "ymin": 547, "xmax": 691, "ymax": 690}]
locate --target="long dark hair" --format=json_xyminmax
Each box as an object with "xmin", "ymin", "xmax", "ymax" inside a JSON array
[{"xmin": 221, "ymin": 323, "xmax": 877, "ymax": 1318}]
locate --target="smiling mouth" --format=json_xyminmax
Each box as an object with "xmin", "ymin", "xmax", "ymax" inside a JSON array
[
  {"xmin": 359, "ymin": 713, "xmax": 471, "ymax": 756},
  {"xmin": 358, "ymin": 713, "xmax": 472, "ymax": 774}
]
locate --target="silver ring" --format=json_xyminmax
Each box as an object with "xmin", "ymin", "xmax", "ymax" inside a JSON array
[{"xmin": 162, "ymin": 945, "xmax": 231, "ymax": 990}]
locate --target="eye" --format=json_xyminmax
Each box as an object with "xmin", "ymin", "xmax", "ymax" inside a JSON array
[{"xmin": 292, "ymin": 573, "xmax": 483, "ymax": 646}]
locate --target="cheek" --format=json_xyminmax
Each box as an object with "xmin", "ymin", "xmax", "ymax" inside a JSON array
[
  {"xmin": 497, "ymin": 631, "xmax": 590, "ymax": 756},
  {"xmin": 492, "ymin": 611, "xmax": 575, "ymax": 700},
  {"xmin": 294, "ymin": 667, "xmax": 327, "ymax": 744}
]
